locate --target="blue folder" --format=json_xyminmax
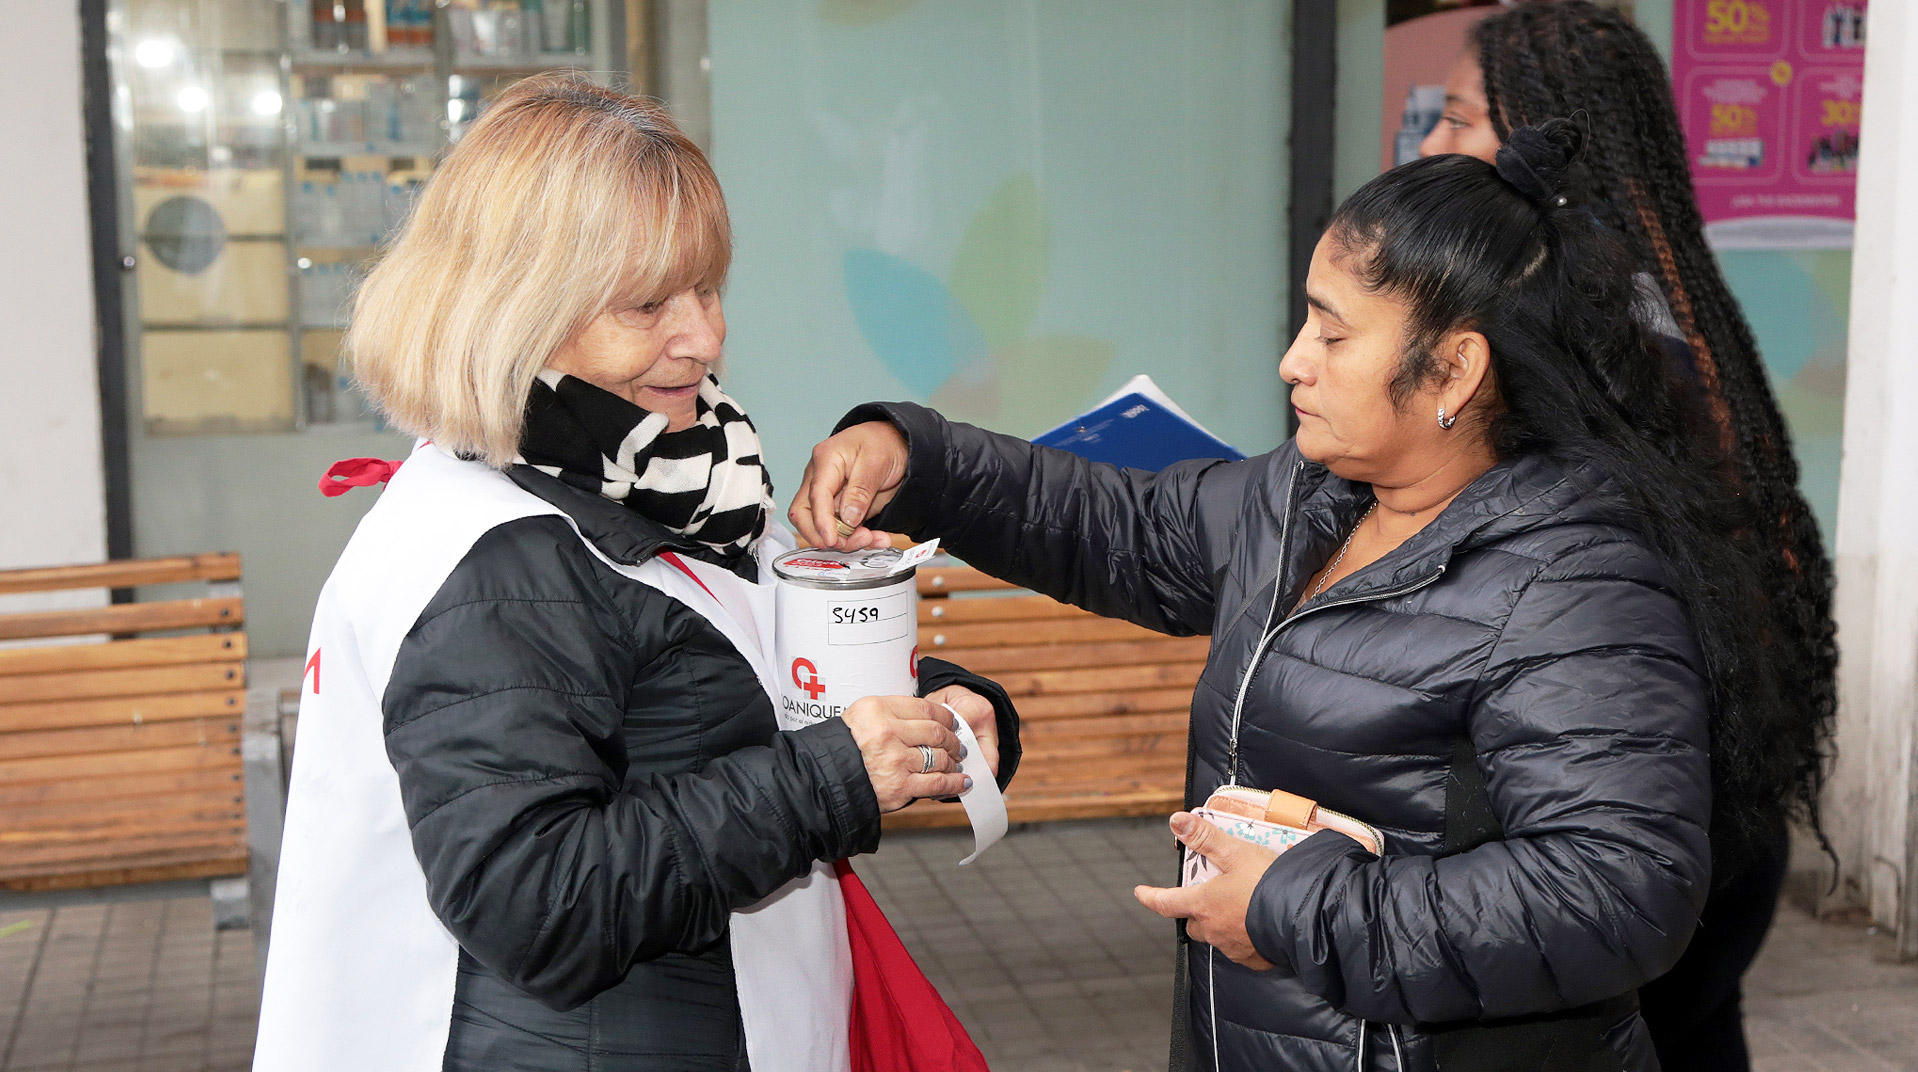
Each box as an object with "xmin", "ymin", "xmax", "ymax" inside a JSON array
[{"xmin": 1031, "ymin": 376, "xmax": 1245, "ymax": 472}]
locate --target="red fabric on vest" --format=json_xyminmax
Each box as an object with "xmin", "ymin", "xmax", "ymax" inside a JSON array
[
  {"xmin": 659, "ymin": 552, "xmax": 720, "ymax": 602},
  {"xmin": 320, "ymin": 457, "xmax": 404, "ymax": 497},
  {"xmin": 833, "ymin": 860, "xmax": 989, "ymax": 1072}
]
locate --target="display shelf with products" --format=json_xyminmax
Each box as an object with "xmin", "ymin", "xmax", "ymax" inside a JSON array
[
  {"xmin": 290, "ymin": 49, "xmax": 436, "ymax": 71},
  {"xmin": 110, "ymin": 0, "xmax": 625, "ymax": 436}
]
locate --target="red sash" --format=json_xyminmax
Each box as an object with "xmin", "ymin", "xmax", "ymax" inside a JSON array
[{"xmin": 834, "ymin": 860, "xmax": 989, "ymax": 1072}]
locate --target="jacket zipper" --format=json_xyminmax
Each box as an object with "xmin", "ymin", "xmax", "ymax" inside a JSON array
[
  {"xmin": 1221, "ymin": 565, "xmax": 1448, "ymax": 787},
  {"xmin": 1222, "ymin": 458, "xmax": 1304, "ymax": 786},
  {"xmin": 1211, "ymin": 570, "xmax": 1441, "ymax": 1071},
  {"xmin": 1354, "ymin": 1022, "xmax": 1405, "ymax": 1071},
  {"xmin": 1210, "ymin": 472, "xmax": 1445, "ymax": 1072}
]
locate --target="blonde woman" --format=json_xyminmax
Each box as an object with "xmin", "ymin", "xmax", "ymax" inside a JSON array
[{"xmin": 253, "ymin": 75, "xmax": 1018, "ymax": 1072}]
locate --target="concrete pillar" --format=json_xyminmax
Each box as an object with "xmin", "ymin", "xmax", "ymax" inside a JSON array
[
  {"xmin": 1828, "ymin": 0, "xmax": 1918, "ymax": 958},
  {"xmin": 0, "ymin": 2, "xmax": 108, "ymax": 609}
]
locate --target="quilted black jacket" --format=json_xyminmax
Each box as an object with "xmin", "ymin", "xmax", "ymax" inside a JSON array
[
  {"xmin": 846, "ymin": 402, "xmax": 1711, "ymax": 1072},
  {"xmin": 380, "ymin": 466, "xmax": 1020, "ymax": 1072}
]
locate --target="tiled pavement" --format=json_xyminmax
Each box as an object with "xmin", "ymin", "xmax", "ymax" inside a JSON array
[
  {"xmin": 1742, "ymin": 896, "xmax": 1918, "ymax": 1071},
  {"xmin": 0, "ymin": 897, "xmax": 256, "ymax": 1072},
  {"xmin": 858, "ymin": 819, "xmax": 1177, "ymax": 1071},
  {"xmin": 3, "ymin": 818, "xmax": 1915, "ymax": 1071}
]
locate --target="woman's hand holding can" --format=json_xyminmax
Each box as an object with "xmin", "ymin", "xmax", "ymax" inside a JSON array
[
  {"xmin": 924, "ymin": 684, "xmax": 999, "ymax": 779},
  {"xmin": 842, "ymin": 696, "xmax": 968, "ymax": 812}
]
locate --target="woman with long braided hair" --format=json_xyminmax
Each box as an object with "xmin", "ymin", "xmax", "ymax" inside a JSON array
[{"xmin": 1421, "ymin": 4, "xmax": 1838, "ymax": 1070}]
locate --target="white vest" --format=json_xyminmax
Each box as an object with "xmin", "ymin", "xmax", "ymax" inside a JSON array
[{"xmin": 254, "ymin": 441, "xmax": 851, "ymax": 1072}]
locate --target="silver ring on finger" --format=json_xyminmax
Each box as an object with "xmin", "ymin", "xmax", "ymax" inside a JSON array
[{"xmin": 918, "ymin": 744, "xmax": 937, "ymax": 774}]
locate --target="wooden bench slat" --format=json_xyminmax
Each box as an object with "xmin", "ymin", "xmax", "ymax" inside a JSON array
[
  {"xmin": 919, "ymin": 595, "xmax": 1089, "ymax": 626},
  {"xmin": 0, "ymin": 718, "xmax": 241, "ymax": 763},
  {"xmin": 990, "ymin": 661, "xmax": 1203, "ymax": 697},
  {"xmin": 1010, "ymin": 755, "xmax": 1187, "ymax": 788},
  {"xmin": 1018, "ymin": 687, "xmax": 1196, "ymax": 721},
  {"xmin": 0, "ymin": 663, "xmax": 244, "ymax": 705},
  {"xmin": 0, "ymin": 832, "xmax": 248, "ymax": 876},
  {"xmin": 940, "ymin": 636, "xmax": 1209, "ymax": 674},
  {"xmin": 1019, "ymin": 733, "xmax": 1184, "ymax": 763},
  {"xmin": 904, "ymin": 564, "xmax": 1198, "ymax": 825},
  {"xmin": 0, "ymin": 744, "xmax": 242, "ymax": 788},
  {"xmin": 0, "ymin": 854, "xmax": 250, "ymax": 894},
  {"xmin": 0, "ymin": 597, "xmax": 245, "ymax": 643},
  {"xmin": 0, "ymin": 690, "xmax": 245, "ymax": 733},
  {"xmin": 4, "ymin": 818, "xmax": 249, "ymax": 846},
  {"xmin": 0, "ymin": 555, "xmax": 251, "ymax": 895},
  {"xmin": 5, "ymin": 788, "xmax": 246, "ymax": 832},
  {"xmin": 2, "ymin": 814, "xmax": 248, "ymax": 847},
  {"xmin": 1022, "ymin": 712, "xmax": 1188, "ymax": 738},
  {"xmin": 917, "ymin": 568, "xmax": 1015, "ymax": 594},
  {"xmin": 923, "ymin": 616, "xmax": 1164, "ymax": 650},
  {"xmin": 0, "ymin": 634, "xmax": 246, "ymax": 677},
  {"xmin": 0, "ymin": 765, "xmax": 244, "ymax": 807},
  {"xmin": 0, "ymin": 553, "xmax": 242, "ymax": 595}
]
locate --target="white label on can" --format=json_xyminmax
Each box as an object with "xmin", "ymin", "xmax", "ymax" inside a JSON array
[
  {"xmin": 827, "ymin": 590, "xmax": 913, "ymax": 646},
  {"xmin": 775, "ymin": 574, "xmax": 918, "ymax": 727}
]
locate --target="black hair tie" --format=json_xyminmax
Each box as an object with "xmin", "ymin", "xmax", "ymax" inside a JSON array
[{"xmin": 1495, "ymin": 117, "xmax": 1586, "ymax": 210}]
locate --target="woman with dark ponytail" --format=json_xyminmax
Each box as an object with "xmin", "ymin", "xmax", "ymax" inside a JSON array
[
  {"xmin": 1423, "ymin": 6, "xmax": 1837, "ymax": 1069},
  {"xmin": 792, "ymin": 118, "xmax": 1769, "ymax": 1071}
]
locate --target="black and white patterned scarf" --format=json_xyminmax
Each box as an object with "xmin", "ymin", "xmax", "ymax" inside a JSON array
[{"xmin": 517, "ymin": 370, "xmax": 774, "ymax": 557}]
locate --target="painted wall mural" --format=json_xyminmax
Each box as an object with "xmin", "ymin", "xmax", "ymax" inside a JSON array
[
  {"xmin": 1720, "ymin": 249, "xmax": 1849, "ymax": 543},
  {"xmin": 842, "ymin": 175, "xmax": 1114, "ymax": 433},
  {"xmin": 706, "ymin": 0, "xmax": 1289, "ymax": 499}
]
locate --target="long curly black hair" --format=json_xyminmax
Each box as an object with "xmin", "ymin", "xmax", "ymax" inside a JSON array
[
  {"xmin": 1466, "ymin": 1, "xmax": 1837, "ymax": 881},
  {"xmin": 1330, "ymin": 118, "xmax": 1813, "ymax": 886}
]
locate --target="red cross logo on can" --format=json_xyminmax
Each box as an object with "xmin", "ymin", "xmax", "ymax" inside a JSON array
[{"xmin": 792, "ymin": 657, "xmax": 826, "ymax": 700}]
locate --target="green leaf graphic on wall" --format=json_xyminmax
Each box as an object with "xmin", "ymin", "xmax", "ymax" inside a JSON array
[
  {"xmin": 843, "ymin": 174, "xmax": 1113, "ymax": 434},
  {"xmin": 950, "ymin": 175, "xmax": 1046, "ymax": 350},
  {"xmin": 842, "ymin": 249, "xmax": 986, "ymax": 396}
]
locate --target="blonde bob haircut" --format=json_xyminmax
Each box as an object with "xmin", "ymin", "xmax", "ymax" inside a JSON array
[{"xmin": 348, "ymin": 73, "xmax": 731, "ymax": 467}]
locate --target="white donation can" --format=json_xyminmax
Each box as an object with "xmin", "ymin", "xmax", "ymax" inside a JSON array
[{"xmin": 771, "ymin": 545, "xmax": 930, "ymax": 726}]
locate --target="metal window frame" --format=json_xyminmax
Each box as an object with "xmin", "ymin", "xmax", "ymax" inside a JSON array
[
  {"xmin": 1286, "ymin": 1, "xmax": 1337, "ymax": 440},
  {"xmin": 79, "ymin": 0, "xmax": 134, "ymax": 564}
]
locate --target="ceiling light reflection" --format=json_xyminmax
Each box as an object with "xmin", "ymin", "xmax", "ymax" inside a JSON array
[{"xmin": 133, "ymin": 37, "xmax": 177, "ymax": 69}]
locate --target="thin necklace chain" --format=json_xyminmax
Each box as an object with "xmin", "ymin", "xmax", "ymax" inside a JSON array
[{"xmin": 1307, "ymin": 502, "xmax": 1378, "ymax": 602}]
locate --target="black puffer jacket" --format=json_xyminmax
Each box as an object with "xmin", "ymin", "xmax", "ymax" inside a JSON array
[
  {"xmin": 845, "ymin": 402, "xmax": 1711, "ymax": 1072},
  {"xmin": 381, "ymin": 466, "xmax": 1020, "ymax": 1071}
]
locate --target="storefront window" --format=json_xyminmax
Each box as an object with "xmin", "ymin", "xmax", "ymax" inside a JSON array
[{"xmin": 111, "ymin": 0, "xmax": 626, "ymax": 434}]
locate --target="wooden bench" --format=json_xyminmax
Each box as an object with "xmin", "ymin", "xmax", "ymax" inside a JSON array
[
  {"xmin": 886, "ymin": 564, "xmax": 1208, "ymax": 829},
  {"xmin": 0, "ymin": 554, "xmax": 253, "ymax": 895}
]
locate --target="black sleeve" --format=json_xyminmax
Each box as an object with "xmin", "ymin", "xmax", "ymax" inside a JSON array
[
  {"xmin": 837, "ymin": 401, "xmax": 1256, "ymax": 637},
  {"xmin": 917, "ymin": 655, "xmax": 1021, "ymax": 791},
  {"xmin": 1242, "ymin": 542, "xmax": 1713, "ymax": 1024},
  {"xmin": 381, "ymin": 517, "xmax": 882, "ymax": 1010}
]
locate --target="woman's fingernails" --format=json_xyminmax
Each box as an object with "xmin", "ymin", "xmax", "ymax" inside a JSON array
[
  {"xmin": 959, "ymin": 743, "xmax": 968, "ymax": 760},
  {"xmin": 1169, "ymin": 813, "xmax": 1196, "ymax": 837},
  {"xmin": 962, "ymin": 776, "xmax": 974, "ymax": 791}
]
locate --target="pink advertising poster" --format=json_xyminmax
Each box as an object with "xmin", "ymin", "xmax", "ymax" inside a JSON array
[
  {"xmin": 1673, "ymin": 0, "xmax": 1867, "ymax": 249},
  {"xmin": 1379, "ymin": 2, "xmax": 1502, "ymax": 172}
]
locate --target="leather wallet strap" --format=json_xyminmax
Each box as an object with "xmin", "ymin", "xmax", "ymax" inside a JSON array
[{"xmin": 1263, "ymin": 789, "xmax": 1318, "ymax": 829}]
